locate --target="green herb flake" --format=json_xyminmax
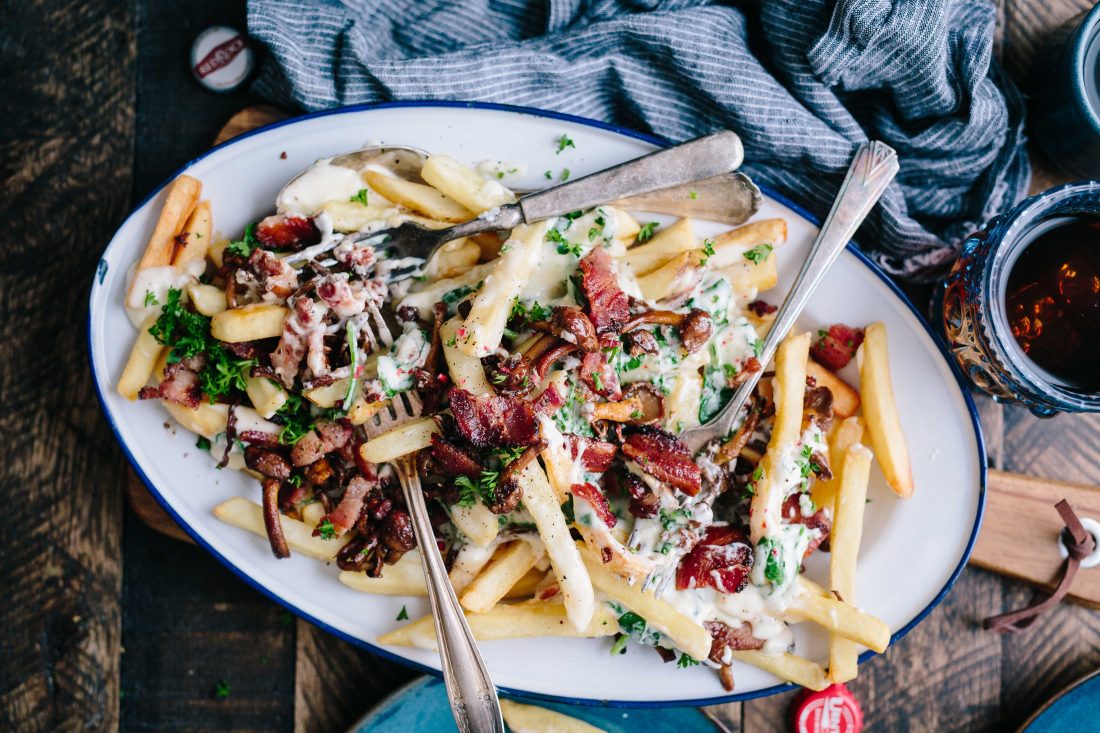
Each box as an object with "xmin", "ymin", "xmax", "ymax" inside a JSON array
[
  {"xmin": 545, "ymin": 170, "xmax": 553, "ymax": 179},
  {"xmin": 214, "ymin": 680, "xmax": 230, "ymax": 699},
  {"xmin": 548, "ymin": 227, "xmax": 582, "ymax": 257},
  {"xmin": 689, "ymin": 191, "xmax": 698, "ymax": 200},
  {"xmin": 637, "ymin": 221, "xmax": 659, "ymax": 242},
  {"xmin": 317, "ymin": 520, "xmax": 337, "ymax": 540},
  {"xmin": 556, "ymin": 134, "xmax": 576, "ymax": 154},
  {"xmin": 743, "ymin": 243, "xmax": 774, "ymax": 265},
  {"xmin": 700, "ymin": 238, "xmax": 716, "ymax": 266},
  {"xmin": 396, "ymin": 605, "xmax": 409, "ymax": 621},
  {"xmin": 144, "ymin": 290, "xmax": 158, "ymax": 307},
  {"xmin": 677, "ymin": 654, "xmax": 700, "ymax": 668},
  {"xmin": 349, "ymin": 188, "xmax": 370, "ymax": 205},
  {"xmin": 195, "ymin": 436, "xmax": 211, "ymax": 451},
  {"xmin": 226, "ymin": 222, "xmax": 260, "ymax": 258},
  {"xmin": 560, "ymin": 168, "xmax": 571, "ymax": 182}
]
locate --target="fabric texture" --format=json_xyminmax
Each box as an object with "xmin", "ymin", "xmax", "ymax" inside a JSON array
[{"xmin": 247, "ymin": 0, "xmax": 1029, "ymax": 280}]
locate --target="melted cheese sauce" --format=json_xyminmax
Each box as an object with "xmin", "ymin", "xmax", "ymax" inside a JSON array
[{"xmin": 277, "ymin": 159, "xmax": 367, "ymax": 216}]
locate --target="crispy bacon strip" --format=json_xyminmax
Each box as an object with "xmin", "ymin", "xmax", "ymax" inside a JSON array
[
  {"xmin": 781, "ymin": 494, "xmax": 831, "ymax": 559},
  {"xmin": 621, "ymin": 427, "xmax": 702, "ymax": 496},
  {"xmin": 676, "ymin": 525, "xmax": 753, "ymax": 594},
  {"xmin": 429, "ymin": 434, "xmax": 482, "ymax": 478},
  {"xmin": 449, "ymin": 388, "xmax": 540, "ymax": 448},
  {"xmin": 578, "ymin": 247, "xmax": 630, "ymax": 334},
  {"xmin": 255, "ymin": 213, "xmax": 321, "ymax": 250},
  {"xmin": 570, "ymin": 482, "xmax": 616, "ymax": 527},
  {"xmin": 566, "ymin": 436, "xmax": 618, "ymax": 472},
  {"xmin": 580, "ymin": 351, "xmax": 622, "ymax": 400},
  {"xmin": 319, "ymin": 474, "xmax": 375, "ymax": 538}
]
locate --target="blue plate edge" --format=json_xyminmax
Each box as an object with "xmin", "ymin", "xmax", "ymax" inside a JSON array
[{"xmin": 85, "ymin": 99, "xmax": 989, "ymax": 709}]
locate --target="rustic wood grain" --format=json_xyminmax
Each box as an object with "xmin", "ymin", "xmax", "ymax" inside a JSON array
[
  {"xmin": 971, "ymin": 470, "xmax": 1100, "ymax": 608},
  {"xmin": 293, "ymin": 622, "xmax": 417, "ymax": 733},
  {"xmin": 0, "ymin": 0, "xmax": 135, "ymax": 730},
  {"xmin": 995, "ymin": 408, "xmax": 1100, "ymax": 728},
  {"xmin": 1003, "ymin": 0, "xmax": 1092, "ymax": 94}
]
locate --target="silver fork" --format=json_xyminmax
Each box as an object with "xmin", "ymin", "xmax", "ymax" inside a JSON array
[
  {"xmin": 363, "ymin": 391, "xmax": 504, "ymax": 733},
  {"xmin": 643, "ymin": 141, "xmax": 900, "ymax": 594},
  {"xmin": 342, "ymin": 130, "xmax": 749, "ymax": 262}
]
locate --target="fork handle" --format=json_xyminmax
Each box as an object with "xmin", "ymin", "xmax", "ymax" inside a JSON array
[
  {"xmin": 517, "ymin": 131, "xmax": 744, "ymax": 222},
  {"xmin": 395, "ymin": 457, "xmax": 504, "ymax": 733}
]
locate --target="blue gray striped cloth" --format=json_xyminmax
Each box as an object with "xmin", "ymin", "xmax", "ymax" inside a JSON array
[{"xmin": 247, "ymin": 0, "xmax": 1030, "ymax": 280}]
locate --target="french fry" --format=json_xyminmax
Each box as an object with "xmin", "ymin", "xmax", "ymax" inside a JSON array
[
  {"xmin": 210, "ymin": 303, "xmax": 288, "ymax": 343},
  {"xmin": 460, "ymin": 540, "xmax": 544, "ymax": 613},
  {"xmin": 858, "ymin": 322, "xmax": 914, "ymax": 497},
  {"xmin": 458, "ymin": 222, "xmax": 549, "ymax": 357},
  {"xmin": 807, "ymin": 358, "xmax": 860, "ymax": 418},
  {"xmin": 811, "ymin": 416, "xmax": 864, "ymax": 510},
  {"xmin": 301, "ymin": 501, "xmax": 326, "ymax": 527},
  {"xmin": 607, "ymin": 207, "xmax": 640, "ymax": 245},
  {"xmin": 519, "ymin": 462, "xmax": 594, "ymax": 631},
  {"xmin": 398, "ymin": 262, "xmax": 495, "ymax": 321},
  {"xmin": 378, "ymin": 600, "xmax": 616, "ymax": 649},
  {"xmin": 420, "ymin": 154, "xmax": 516, "ymax": 213},
  {"xmin": 729, "ymin": 651, "xmax": 829, "ymax": 691},
  {"xmin": 580, "ymin": 547, "xmax": 712, "ymax": 661},
  {"xmin": 321, "ymin": 199, "xmax": 396, "ymax": 232},
  {"xmin": 664, "ymin": 369, "xmax": 703, "ymax": 431},
  {"xmin": 303, "ymin": 377, "xmax": 351, "ymax": 408},
  {"xmin": 441, "ymin": 317, "xmax": 494, "ymax": 396},
  {"xmin": 185, "ymin": 281, "xmax": 227, "ymax": 316},
  {"xmin": 172, "ymin": 200, "xmax": 212, "ymax": 268},
  {"xmin": 828, "ymin": 444, "xmax": 874, "ymax": 682},
  {"xmin": 245, "ymin": 373, "xmax": 288, "ymax": 419},
  {"xmin": 750, "ymin": 332, "xmax": 811, "ymax": 542},
  {"xmin": 207, "ymin": 238, "xmax": 229, "ymax": 268},
  {"xmin": 117, "ymin": 315, "xmax": 165, "ymax": 399},
  {"xmin": 451, "ymin": 503, "xmax": 501, "ymax": 548},
  {"xmin": 636, "ymin": 250, "xmax": 705, "ymax": 301},
  {"xmin": 359, "ymin": 417, "xmax": 439, "ymax": 463},
  {"xmin": 620, "ymin": 218, "xmax": 695, "ymax": 274},
  {"xmin": 338, "ymin": 552, "xmax": 426, "ymax": 596},
  {"xmin": 505, "ymin": 568, "xmax": 546, "ymax": 600},
  {"xmin": 786, "ymin": 577, "xmax": 889, "ymax": 653},
  {"xmin": 706, "ymin": 218, "xmax": 787, "ymax": 270},
  {"xmin": 163, "ymin": 401, "xmax": 229, "ymax": 439},
  {"xmin": 718, "ymin": 247, "xmax": 777, "ymax": 297},
  {"xmin": 213, "ymin": 497, "xmax": 350, "ymax": 560},
  {"xmin": 363, "ymin": 170, "xmax": 474, "ymax": 222},
  {"xmin": 135, "ymin": 174, "xmax": 202, "ymax": 272},
  {"xmin": 499, "ymin": 699, "xmax": 606, "ymax": 733},
  {"xmin": 449, "ymin": 541, "xmax": 501, "ymax": 593},
  {"xmin": 424, "ymin": 238, "xmax": 481, "ymax": 280},
  {"xmin": 347, "ymin": 397, "xmax": 386, "ymax": 425}
]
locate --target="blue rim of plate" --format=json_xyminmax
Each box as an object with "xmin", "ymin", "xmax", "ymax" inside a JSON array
[{"xmin": 87, "ymin": 99, "xmax": 988, "ymax": 708}]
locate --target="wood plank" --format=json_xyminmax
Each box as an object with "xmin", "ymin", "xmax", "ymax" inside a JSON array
[
  {"xmin": 997, "ymin": 406, "xmax": 1100, "ymax": 728},
  {"xmin": 1003, "ymin": 0, "xmax": 1092, "ymax": 94},
  {"xmin": 971, "ymin": 470, "xmax": 1100, "ymax": 608},
  {"xmin": 294, "ymin": 622, "xmax": 416, "ymax": 733},
  {"xmin": 0, "ymin": 0, "xmax": 135, "ymax": 730}
]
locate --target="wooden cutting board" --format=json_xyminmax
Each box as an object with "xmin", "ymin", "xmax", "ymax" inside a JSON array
[{"xmin": 124, "ymin": 106, "xmax": 1100, "ymax": 610}]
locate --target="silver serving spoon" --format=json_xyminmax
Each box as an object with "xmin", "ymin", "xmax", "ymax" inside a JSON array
[
  {"xmin": 280, "ymin": 132, "xmax": 760, "ymax": 263},
  {"xmin": 642, "ymin": 141, "xmax": 900, "ymax": 593}
]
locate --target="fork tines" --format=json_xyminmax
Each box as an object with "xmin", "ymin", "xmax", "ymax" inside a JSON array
[{"xmin": 362, "ymin": 390, "xmax": 424, "ymax": 439}]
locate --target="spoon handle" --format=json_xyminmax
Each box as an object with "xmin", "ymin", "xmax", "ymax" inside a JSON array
[
  {"xmin": 517, "ymin": 131, "xmax": 744, "ymax": 222},
  {"xmin": 681, "ymin": 141, "xmax": 899, "ymax": 454},
  {"xmin": 394, "ymin": 456, "xmax": 504, "ymax": 733}
]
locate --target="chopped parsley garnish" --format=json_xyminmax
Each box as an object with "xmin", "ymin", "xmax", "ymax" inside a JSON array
[
  {"xmin": 562, "ymin": 210, "xmax": 584, "ymax": 223},
  {"xmin": 316, "ymin": 520, "xmax": 337, "ymax": 540},
  {"xmin": 548, "ymin": 227, "xmax": 582, "ymax": 257},
  {"xmin": 743, "ymin": 243, "xmax": 773, "ymax": 265},
  {"xmin": 560, "ymin": 168, "xmax": 570, "ymax": 182},
  {"xmin": 226, "ymin": 222, "xmax": 260, "ymax": 258},
  {"xmin": 610, "ymin": 634, "xmax": 630, "ymax": 655},
  {"xmin": 195, "ymin": 436, "xmax": 211, "ymax": 451},
  {"xmin": 560, "ymin": 494, "xmax": 576, "ymax": 524},
  {"xmin": 689, "ymin": 191, "xmax": 698, "ymax": 200},
  {"xmin": 286, "ymin": 473, "xmax": 303, "ymax": 487},
  {"xmin": 592, "ymin": 372, "xmax": 603, "ymax": 391},
  {"xmin": 497, "ymin": 446, "xmax": 525, "ymax": 466},
  {"xmin": 700, "ymin": 238, "xmax": 716, "ymax": 266},
  {"xmin": 760, "ymin": 537, "xmax": 785, "ymax": 585},
  {"xmin": 677, "ymin": 654, "xmax": 700, "ymax": 668},
  {"xmin": 637, "ymin": 221, "xmax": 659, "ymax": 242},
  {"xmin": 556, "ymin": 134, "xmax": 576, "ymax": 154},
  {"xmin": 396, "ymin": 605, "xmax": 409, "ymax": 621},
  {"xmin": 455, "ymin": 470, "xmax": 500, "ymax": 508},
  {"xmin": 148, "ymin": 288, "xmax": 255, "ymax": 403},
  {"xmin": 544, "ymin": 170, "xmax": 553, "ymax": 179},
  {"xmin": 274, "ymin": 394, "xmax": 314, "ymax": 446},
  {"xmin": 752, "ymin": 338, "xmax": 764, "ymax": 359},
  {"xmin": 659, "ymin": 507, "xmax": 691, "ymax": 531},
  {"xmin": 617, "ymin": 611, "xmax": 647, "ymax": 636},
  {"xmin": 144, "ymin": 290, "xmax": 158, "ymax": 307},
  {"xmin": 214, "ymin": 680, "xmax": 230, "ymax": 699},
  {"xmin": 442, "ymin": 284, "xmax": 475, "ymax": 306},
  {"xmin": 349, "ymin": 188, "xmax": 369, "ymax": 205},
  {"xmin": 445, "ymin": 334, "xmax": 457, "ymax": 348},
  {"xmin": 619, "ymin": 353, "xmax": 644, "ymax": 372}
]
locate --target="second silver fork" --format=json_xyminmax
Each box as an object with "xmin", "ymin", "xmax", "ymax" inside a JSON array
[{"xmin": 364, "ymin": 392, "xmax": 504, "ymax": 733}]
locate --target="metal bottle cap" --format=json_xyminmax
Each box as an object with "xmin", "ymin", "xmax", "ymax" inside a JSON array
[
  {"xmin": 190, "ymin": 26, "xmax": 254, "ymax": 93},
  {"xmin": 791, "ymin": 683, "xmax": 862, "ymax": 733}
]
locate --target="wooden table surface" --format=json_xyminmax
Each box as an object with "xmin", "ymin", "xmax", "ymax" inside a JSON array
[{"xmin": 4, "ymin": 1, "xmax": 1100, "ymax": 731}]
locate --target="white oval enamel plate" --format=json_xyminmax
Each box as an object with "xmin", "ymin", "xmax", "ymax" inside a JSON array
[{"xmin": 88, "ymin": 102, "xmax": 985, "ymax": 707}]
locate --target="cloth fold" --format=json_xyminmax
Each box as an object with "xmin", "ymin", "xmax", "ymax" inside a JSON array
[{"xmin": 247, "ymin": 0, "xmax": 1029, "ymax": 280}]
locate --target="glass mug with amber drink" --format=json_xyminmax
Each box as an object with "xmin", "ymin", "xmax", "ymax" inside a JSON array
[{"xmin": 942, "ymin": 182, "xmax": 1100, "ymax": 415}]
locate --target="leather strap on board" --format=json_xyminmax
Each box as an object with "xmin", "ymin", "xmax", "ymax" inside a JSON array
[{"xmin": 984, "ymin": 500, "xmax": 1096, "ymax": 634}]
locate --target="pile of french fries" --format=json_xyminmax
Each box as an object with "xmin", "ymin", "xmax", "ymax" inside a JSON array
[{"xmin": 118, "ymin": 148, "xmax": 915, "ymax": 693}]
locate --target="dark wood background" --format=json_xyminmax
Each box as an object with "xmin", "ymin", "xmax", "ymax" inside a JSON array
[{"xmin": 3, "ymin": 0, "xmax": 1099, "ymax": 731}]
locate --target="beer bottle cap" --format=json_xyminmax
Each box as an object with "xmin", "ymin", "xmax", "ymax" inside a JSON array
[
  {"xmin": 190, "ymin": 26, "xmax": 254, "ymax": 93},
  {"xmin": 790, "ymin": 683, "xmax": 862, "ymax": 733}
]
